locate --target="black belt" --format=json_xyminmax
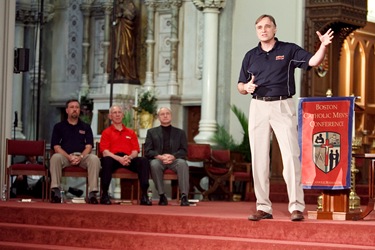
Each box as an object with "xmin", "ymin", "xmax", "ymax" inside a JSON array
[{"xmin": 253, "ymin": 95, "xmax": 292, "ymax": 101}]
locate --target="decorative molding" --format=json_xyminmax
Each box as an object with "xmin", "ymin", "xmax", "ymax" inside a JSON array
[
  {"xmin": 192, "ymin": 0, "xmax": 226, "ymax": 10},
  {"xmin": 145, "ymin": 0, "xmax": 182, "ymax": 10},
  {"xmin": 67, "ymin": 0, "xmax": 83, "ymax": 82},
  {"xmin": 15, "ymin": 1, "xmax": 55, "ymax": 24}
]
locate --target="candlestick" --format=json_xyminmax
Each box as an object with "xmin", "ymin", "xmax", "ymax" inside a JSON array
[
  {"xmin": 133, "ymin": 106, "xmax": 139, "ymax": 136},
  {"xmin": 134, "ymin": 88, "xmax": 139, "ymax": 107}
]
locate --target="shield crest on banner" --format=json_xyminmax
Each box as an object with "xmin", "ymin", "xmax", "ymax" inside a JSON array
[{"xmin": 312, "ymin": 132, "xmax": 341, "ymax": 173}]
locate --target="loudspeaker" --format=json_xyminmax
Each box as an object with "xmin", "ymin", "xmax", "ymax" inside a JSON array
[{"xmin": 14, "ymin": 48, "xmax": 29, "ymax": 73}]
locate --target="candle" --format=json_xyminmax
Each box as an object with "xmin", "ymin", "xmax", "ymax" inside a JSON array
[
  {"xmin": 134, "ymin": 88, "xmax": 138, "ymax": 107},
  {"xmin": 352, "ymin": 111, "xmax": 355, "ymax": 138}
]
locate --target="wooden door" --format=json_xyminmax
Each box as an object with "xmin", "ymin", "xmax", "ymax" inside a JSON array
[{"xmin": 186, "ymin": 106, "xmax": 201, "ymax": 143}]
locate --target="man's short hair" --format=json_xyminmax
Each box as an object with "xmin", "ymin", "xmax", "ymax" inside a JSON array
[
  {"xmin": 157, "ymin": 107, "xmax": 171, "ymax": 115},
  {"xmin": 255, "ymin": 14, "xmax": 276, "ymax": 27},
  {"xmin": 109, "ymin": 104, "xmax": 123, "ymax": 113},
  {"xmin": 65, "ymin": 99, "xmax": 80, "ymax": 108}
]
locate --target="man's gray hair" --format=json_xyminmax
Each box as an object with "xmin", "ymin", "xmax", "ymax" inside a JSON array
[
  {"xmin": 157, "ymin": 107, "xmax": 171, "ymax": 115},
  {"xmin": 109, "ymin": 104, "xmax": 123, "ymax": 113}
]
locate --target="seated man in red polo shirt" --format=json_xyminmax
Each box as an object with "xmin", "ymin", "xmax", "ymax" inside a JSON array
[{"xmin": 99, "ymin": 104, "xmax": 152, "ymax": 205}]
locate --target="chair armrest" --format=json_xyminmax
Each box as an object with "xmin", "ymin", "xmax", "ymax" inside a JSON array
[{"xmin": 233, "ymin": 162, "xmax": 251, "ymax": 173}]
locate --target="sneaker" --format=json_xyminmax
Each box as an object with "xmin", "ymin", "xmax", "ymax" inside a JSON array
[
  {"xmin": 180, "ymin": 194, "xmax": 189, "ymax": 206},
  {"xmin": 248, "ymin": 210, "xmax": 273, "ymax": 221}
]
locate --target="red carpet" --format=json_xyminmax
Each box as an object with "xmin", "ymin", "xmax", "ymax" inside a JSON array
[{"xmin": 0, "ymin": 200, "xmax": 375, "ymax": 249}]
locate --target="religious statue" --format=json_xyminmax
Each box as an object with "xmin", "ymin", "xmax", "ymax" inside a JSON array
[{"xmin": 108, "ymin": 0, "xmax": 138, "ymax": 82}]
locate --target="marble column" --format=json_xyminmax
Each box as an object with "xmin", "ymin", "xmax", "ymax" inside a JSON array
[
  {"xmin": 144, "ymin": 0, "xmax": 156, "ymax": 88},
  {"xmin": 192, "ymin": 0, "xmax": 225, "ymax": 144},
  {"xmin": 12, "ymin": 22, "xmax": 26, "ymax": 139},
  {"xmin": 1, "ymin": 0, "xmax": 16, "ymax": 200},
  {"xmin": 167, "ymin": 1, "xmax": 182, "ymax": 95},
  {"xmin": 28, "ymin": 26, "xmax": 46, "ymax": 140},
  {"xmin": 102, "ymin": 2, "xmax": 112, "ymax": 87},
  {"xmin": 80, "ymin": 2, "xmax": 91, "ymax": 95}
]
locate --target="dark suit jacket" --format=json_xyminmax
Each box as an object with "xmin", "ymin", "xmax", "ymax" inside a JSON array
[{"xmin": 144, "ymin": 126, "xmax": 188, "ymax": 160}]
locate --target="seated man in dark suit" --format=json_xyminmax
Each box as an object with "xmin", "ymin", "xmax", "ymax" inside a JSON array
[
  {"xmin": 144, "ymin": 107, "xmax": 190, "ymax": 206},
  {"xmin": 99, "ymin": 104, "xmax": 152, "ymax": 205}
]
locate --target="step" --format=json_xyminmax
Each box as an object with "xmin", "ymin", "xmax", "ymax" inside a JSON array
[
  {"xmin": 0, "ymin": 223, "xmax": 373, "ymax": 250},
  {"xmin": 1, "ymin": 204, "xmax": 375, "ymax": 248},
  {"xmin": 0, "ymin": 241, "xmax": 100, "ymax": 250}
]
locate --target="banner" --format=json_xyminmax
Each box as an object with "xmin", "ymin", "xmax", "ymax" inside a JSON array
[{"xmin": 298, "ymin": 97, "xmax": 355, "ymax": 189}]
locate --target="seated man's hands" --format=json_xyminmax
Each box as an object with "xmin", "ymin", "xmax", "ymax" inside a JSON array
[
  {"xmin": 69, "ymin": 154, "xmax": 82, "ymax": 165},
  {"xmin": 116, "ymin": 155, "xmax": 132, "ymax": 166},
  {"xmin": 158, "ymin": 154, "xmax": 175, "ymax": 165}
]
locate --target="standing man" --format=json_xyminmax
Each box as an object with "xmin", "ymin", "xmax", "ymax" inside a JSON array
[
  {"xmin": 50, "ymin": 99, "xmax": 101, "ymax": 204},
  {"xmin": 99, "ymin": 105, "xmax": 151, "ymax": 205},
  {"xmin": 237, "ymin": 14, "xmax": 334, "ymax": 221},
  {"xmin": 144, "ymin": 107, "xmax": 190, "ymax": 206}
]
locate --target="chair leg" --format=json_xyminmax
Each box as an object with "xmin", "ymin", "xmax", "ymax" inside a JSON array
[
  {"xmin": 137, "ymin": 180, "xmax": 140, "ymax": 205},
  {"xmin": 86, "ymin": 177, "xmax": 89, "ymax": 198},
  {"xmin": 42, "ymin": 180, "xmax": 45, "ymax": 202},
  {"xmin": 6, "ymin": 175, "xmax": 9, "ymax": 201},
  {"xmin": 130, "ymin": 184, "xmax": 134, "ymax": 203},
  {"xmin": 229, "ymin": 178, "xmax": 234, "ymax": 195}
]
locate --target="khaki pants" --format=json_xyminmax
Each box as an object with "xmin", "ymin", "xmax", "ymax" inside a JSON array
[
  {"xmin": 49, "ymin": 153, "xmax": 101, "ymax": 193},
  {"xmin": 249, "ymin": 98, "xmax": 305, "ymax": 214}
]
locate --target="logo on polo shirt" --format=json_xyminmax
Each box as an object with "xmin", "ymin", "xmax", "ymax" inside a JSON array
[
  {"xmin": 275, "ymin": 55, "xmax": 284, "ymax": 60},
  {"xmin": 79, "ymin": 130, "xmax": 86, "ymax": 134}
]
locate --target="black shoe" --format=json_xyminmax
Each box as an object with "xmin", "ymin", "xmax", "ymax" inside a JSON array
[
  {"xmin": 86, "ymin": 192, "xmax": 99, "ymax": 204},
  {"xmin": 68, "ymin": 187, "xmax": 83, "ymax": 197},
  {"xmin": 158, "ymin": 194, "xmax": 168, "ymax": 206},
  {"xmin": 140, "ymin": 194, "xmax": 152, "ymax": 206},
  {"xmin": 87, "ymin": 196, "xmax": 99, "ymax": 204},
  {"xmin": 100, "ymin": 194, "xmax": 112, "ymax": 205},
  {"xmin": 180, "ymin": 194, "xmax": 189, "ymax": 206},
  {"xmin": 50, "ymin": 194, "xmax": 61, "ymax": 203},
  {"xmin": 50, "ymin": 189, "xmax": 61, "ymax": 203}
]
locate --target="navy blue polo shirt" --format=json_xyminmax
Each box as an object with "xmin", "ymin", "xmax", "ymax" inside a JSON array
[
  {"xmin": 238, "ymin": 38, "xmax": 313, "ymax": 97},
  {"xmin": 51, "ymin": 119, "xmax": 94, "ymax": 154}
]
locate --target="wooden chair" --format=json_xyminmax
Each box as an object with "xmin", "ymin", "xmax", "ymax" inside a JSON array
[
  {"xmin": 203, "ymin": 149, "xmax": 234, "ymax": 201},
  {"xmin": 97, "ymin": 142, "xmax": 140, "ymax": 204},
  {"xmin": 5, "ymin": 139, "xmax": 49, "ymax": 201},
  {"xmin": 187, "ymin": 143, "xmax": 211, "ymax": 199},
  {"xmin": 229, "ymin": 152, "xmax": 252, "ymax": 201},
  {"xmin": 49, "ymin": 149, "xmax": 89, "ymax": 199},
  {"xmin": 163, "ymin": 169, "xmax": 180, "ymax": 201}
]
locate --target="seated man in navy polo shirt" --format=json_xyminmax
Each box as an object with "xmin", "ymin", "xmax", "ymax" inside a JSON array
[{"xmin": 50, "ymin": 99, "xmax": 101, "ymax": 204}]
